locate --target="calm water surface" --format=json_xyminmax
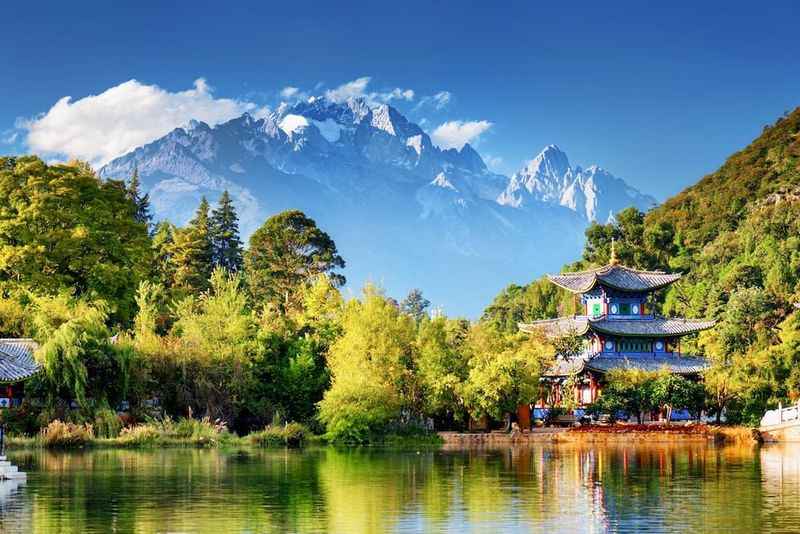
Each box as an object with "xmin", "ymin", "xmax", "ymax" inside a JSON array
[{"xmin": 0, "ymin": 442, "xmax": 798, "ymax": 533}]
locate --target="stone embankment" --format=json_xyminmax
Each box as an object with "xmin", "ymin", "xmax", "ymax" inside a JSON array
[
  {"xmin": 439, "ymin": 424, "xmax": 758, "ymax": 446},
  {"xmin": 0, "ymin": 456, "xmax": 26, "ymax": 480}
]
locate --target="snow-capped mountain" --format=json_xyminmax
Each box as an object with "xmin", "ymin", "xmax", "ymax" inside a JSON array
[
  {"xmin": 498, "ymin": 145, "xmax": 656, "ymax": 222},
  {"xmin": 100, "ymin": 97, "xmax": 654, "ymax": 316}
]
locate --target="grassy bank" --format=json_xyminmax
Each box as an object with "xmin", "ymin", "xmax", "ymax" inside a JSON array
[
  {"xmin": 4, "ymin": 419, "xmax": 445, "ymax": 450},
  {"xmin": 4, "ymin": 419, "xmax": 317, "ymax": 450}
]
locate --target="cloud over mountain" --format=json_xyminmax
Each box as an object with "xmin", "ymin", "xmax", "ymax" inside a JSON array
[
  {"xmin": 97, "ymin": 95, "xmax": 654, "ymax": 315},
  {"xmin": 431, "ymin": 120, "xmax": 493, "ymax": 149},
  {"xmin": 24, "ymin": 79, "xmax": 263, "ymax": 166}
]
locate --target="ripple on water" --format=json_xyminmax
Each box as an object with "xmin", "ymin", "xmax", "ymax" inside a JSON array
[{"xmin": 0, "ymin": 444, "xmax": 798, "ymax": 533}]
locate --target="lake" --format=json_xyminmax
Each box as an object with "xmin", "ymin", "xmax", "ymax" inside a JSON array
[{"xmin": 0, "ymin": 442, "xmax": 798, "ymax": 533}]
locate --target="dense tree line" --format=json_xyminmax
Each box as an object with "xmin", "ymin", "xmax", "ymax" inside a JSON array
[{"xmin": 0, "ymin": 156, "xmax": 554, "ymax": 440}]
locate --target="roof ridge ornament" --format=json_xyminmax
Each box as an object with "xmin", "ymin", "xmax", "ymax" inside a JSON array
[{"xmin": 609, "ymin": 238, "xmax": 620, "ymax": 266}]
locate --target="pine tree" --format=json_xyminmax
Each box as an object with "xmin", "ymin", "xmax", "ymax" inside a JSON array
[
  {"xmin": 170, "ymin": 197, "xmax": 213, "ymax": 292},
  {"xmin": 127, "ymin": 167, "xmax": 152, "ymax": 229},
  {"xmin": 210, "ymin": 191, "xmax": 244, "ymax": 272},
  {"xmin": 401, "ymin": 288, "xmax": 431, "ymax": 322}
]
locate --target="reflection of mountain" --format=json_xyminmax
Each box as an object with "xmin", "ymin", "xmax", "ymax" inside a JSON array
[{"xmin": 100, "ymin": 97, "xmax": 655, "ymax": 315}]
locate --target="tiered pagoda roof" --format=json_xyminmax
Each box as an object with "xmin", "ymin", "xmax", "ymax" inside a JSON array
[
  {"xmin": 547, "ymin": 264, "xmax": 682, "ymax": 294},
  {"xmin": 0, "ymin": 339, "xmax": 40, "ymax": 383},
  {"xmin": 541, "ymin": 352, "xmax": 709, "ymax": 377},
  {"xmin": 519, "ymin": 316, "xmax": 716, "ymax": 338},
  {"xmin": 520, "ymin": 252, "xmax": 715, "ymax": 379}
]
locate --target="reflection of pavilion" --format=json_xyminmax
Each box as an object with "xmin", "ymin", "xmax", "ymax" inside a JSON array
[
  {"xmin": 760, "ymin": 444, "xmax": 800, "ymax": 490},
  {"xmin": 0, "ymin": 478, "xmax": 31, "ymax": 533}
]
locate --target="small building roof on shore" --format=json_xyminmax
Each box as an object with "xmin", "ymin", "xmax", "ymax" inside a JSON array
[
  {"xmin": 519, "ymin": 316, "xmax": 716, "ymax": 338},
  {"xmin": 547, "ymin": 264, "xmax": 682, "ymax": 294},
  {"xmin": 0, "ymin": 339, "xmax": 40, "ymax": 383}
]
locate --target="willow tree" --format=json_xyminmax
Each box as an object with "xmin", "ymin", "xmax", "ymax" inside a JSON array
[{"xmin": 34, "ymin": 302, "xmax": 135, "ymax": 414}]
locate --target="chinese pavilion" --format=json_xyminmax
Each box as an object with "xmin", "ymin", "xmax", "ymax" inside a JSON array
[
  {"xmin": 519, "ymin": 251, "xmax": 715, "ymax": 413},
  {"xmin": 0, "ymin": 339, "xmax": 40, "ymax": 408}
]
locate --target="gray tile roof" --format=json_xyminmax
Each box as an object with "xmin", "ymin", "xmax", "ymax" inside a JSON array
[
  {"xmin": 541, "ymin": 352, "xmax": 709, "ymax": 377},
  {"xmin": 547, "ymin": 264, "xmax": 682, "ymax": 293},
  {"xmin": 0, "ymin": 339, "xmax": 40, "ymax": 383},
  {"xmin": 518, "ymin": 316, "xmax": 590, "ymax": 337},
  {"xmin": 585, "ymin": 355, "xmax": 709, "ymax": 375},
  {"xmin": 519, "ymin": 316, "xmax": 715, "ymax": 338},
  {"xmin": 589, "ymin": 317, "xmax": 716, "ymax": 337}
]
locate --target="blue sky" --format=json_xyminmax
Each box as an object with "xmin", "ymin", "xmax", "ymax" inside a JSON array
[{"xmin": 2, "ymin": 0, "xmax": 799, "ymax": 200}]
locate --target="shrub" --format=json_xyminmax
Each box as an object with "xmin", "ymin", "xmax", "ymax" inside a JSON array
[
  {"xmin": 40, "ymin": 420, "xmax": 94, "ymax": 448},
  {"xmin": 250, "ymin": 422, "xmax": 309, "ymax": 448},
  {"xmin": 171, "ymin": 417, "xmax": 228, "ymax": 446},
  {"xmin": 250, "ymin": 426, "xmax": 286, "ymax": 447},
  {"xmin": 0, "ymin": 403, "xmax": 42, "ymax": 436},
  {"xmin": 283, "ymin": 422, "xmax": 308, "ymax": 447},
  {"xmin": 117, "ymin": 424, "xmax": 161, "ymax": 446},
  {"xmin": 93, "ymin": 408, "xmax": 123, "ymax": 438}
]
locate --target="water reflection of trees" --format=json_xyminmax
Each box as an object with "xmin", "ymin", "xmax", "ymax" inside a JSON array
[{"xmin": 3, "ymin": 444, "xmax": 799, "ymax": 532}]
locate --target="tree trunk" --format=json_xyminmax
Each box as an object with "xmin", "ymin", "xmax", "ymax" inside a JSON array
[{"xmin": 503, "ymin": 412, "xmax": 512, "ymax": 432}]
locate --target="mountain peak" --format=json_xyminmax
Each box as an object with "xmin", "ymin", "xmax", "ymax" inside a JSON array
[{"xmin": 525, "ymin": 144, "xmax": 570, "ymax": 176}]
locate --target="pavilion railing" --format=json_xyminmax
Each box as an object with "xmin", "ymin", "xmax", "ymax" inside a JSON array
[{"xmin": 760, "ymin": 401, "xmax": 800, "ymax": 428}]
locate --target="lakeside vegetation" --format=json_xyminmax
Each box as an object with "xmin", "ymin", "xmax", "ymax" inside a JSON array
[{"xmin": 0, "ymin": 107, "xmax": 798, "ymax": 444}]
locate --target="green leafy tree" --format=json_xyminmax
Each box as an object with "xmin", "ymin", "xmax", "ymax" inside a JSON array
[
  {"xmin": 415, "ymin": 317, "xmax": 470, "ymax": 426},
  {"xmin": 245, "ymin": 210, "xmax": 345, "ymax": 311},
  {"xmin": 151, "ymin": 221, "xmax": 177, "ymax": 288},
  {"xmin": 651, "ymin": 372, "xmax": 705, "ymax": 423},
  {"xmin": 210, "ymin": 190, "xmax": 244, "ymax": 272},
  {"xmin": 591, "ymin": 369, "xmax": 660, "ymax": 424},
  {"xmin": 318, "ymin": 285, "xmax": 416, "ymax": 442},
  {"xmin": 33, "ymin": 302, "xmax": 136, "ymax": 414},
  {"xmin": 461, "ymin": 323, "xmax": 551, "ymax": 420},
  {"xmin": 0, "ymin": 157, "xmax": 151, "ymax": 323}
]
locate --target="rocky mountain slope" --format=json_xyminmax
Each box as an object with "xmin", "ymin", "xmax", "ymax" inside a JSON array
[{"xmin": 100, "ymin": 96, "xmax": 655, "ymax": 315}]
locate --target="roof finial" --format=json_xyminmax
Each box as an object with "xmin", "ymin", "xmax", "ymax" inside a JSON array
[{"xmin": 609, "ymin": 238, "xmax": 620, "ymax": 266}]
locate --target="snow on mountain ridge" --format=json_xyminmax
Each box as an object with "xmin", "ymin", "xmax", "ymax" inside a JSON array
[
  {"xmin": 498, "ymin": 145, "xmax": 656, "ymax": 221},
  {"xmin": 98, "ymin": 97, "xmax": 656, "ymax": 315}
]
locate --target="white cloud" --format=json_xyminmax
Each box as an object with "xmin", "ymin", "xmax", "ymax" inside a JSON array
[
  {"xmin": 323, "ymin": 77, "xmax": 415, "ymax": 105},
  {"xmin": 415, "ymin": 91, "xmax": 452, "ymax": 111},
  {"xmin": 1, "ymin": 130, "xmax": 19, "ymax": 145},
  {"xmin": 431, "ymin": 120, "xmax": 493, "ymax": 150},
  {"xmin": 483, "ymin": 154, "xmax": 504, "ymax": 172},
  {"xmin": 381, "ymin": 88, "xmax": 415, "ymax": 102},
  {"xmin": 24, "ymin": 78, "xmax": 264, "ymax": 167},
  {"xmin": 280, "ymin": 86, "xmax": 301, "ymax": 98},
  {"xmin": 325, "ymin": 77, "xmax": 372, "ymax": 102}
]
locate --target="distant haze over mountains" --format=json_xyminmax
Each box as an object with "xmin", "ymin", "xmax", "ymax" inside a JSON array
[{"xmin": 100, "ymin": 96, "xmax": 656, "ymax": 316}]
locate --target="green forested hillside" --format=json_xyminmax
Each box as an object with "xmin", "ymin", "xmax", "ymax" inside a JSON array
[
  {"xmin": 484, "ymin": 107, "xmax": 800, "ymax": 424},
  {"xmin": 646, "ymin": 107, "xmax": 800, "ymax": 248}
]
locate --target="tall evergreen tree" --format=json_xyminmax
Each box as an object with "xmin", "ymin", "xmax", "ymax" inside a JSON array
[
  {"xmin": 170, "ymin": 197, "xmax": 213, "ymax": 292},
  {"xmin": 401, "ymin": 288, "xmax": 431, "ymax": 322},
  {"xmin": 210, "ymin": 191, "xmax": 244, "ymax": 272},
  {"xmin": 151, "ymin": 221, "xmax": 177, "ymax": 288},
  {"xmin": 126, "ymin": 167, "xmax": 152, "ymax": 229}
]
